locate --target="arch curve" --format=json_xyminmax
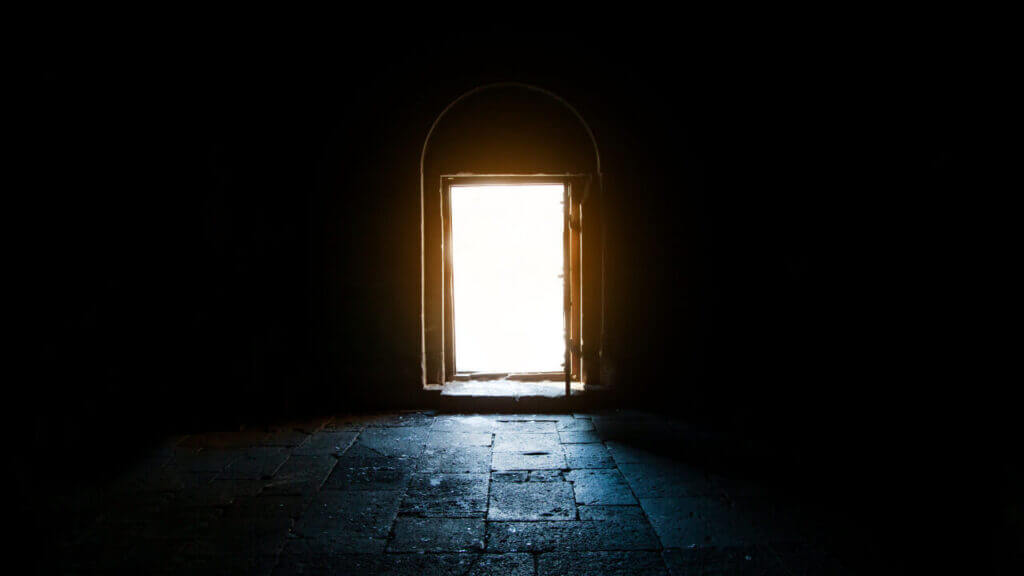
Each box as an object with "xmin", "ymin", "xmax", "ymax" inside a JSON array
[{"xmin": 420, "ymin": 82, "xmax": 602, "ymax": 179}]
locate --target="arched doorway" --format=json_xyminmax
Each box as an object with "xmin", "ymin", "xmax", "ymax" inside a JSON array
[{"xmin": 420, "ymin": 83, "xmax": 604, "ymax": 395}]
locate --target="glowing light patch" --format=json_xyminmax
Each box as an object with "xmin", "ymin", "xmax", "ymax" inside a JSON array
[{"xmin": 451, "ymin": 184, "xmax": 565, "ymax": 373}]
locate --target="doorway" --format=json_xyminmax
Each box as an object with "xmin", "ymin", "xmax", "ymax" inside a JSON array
[{"xmin": 449, "ymin": 183, "xmax": 565, "ymax": 375}]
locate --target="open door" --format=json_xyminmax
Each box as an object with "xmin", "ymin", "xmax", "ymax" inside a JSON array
[
  {"xmin": 563, "ymin": 182, "xmax": 571, "ymax": 396},
  {"xmin": 565, "ymin": 179, "xmax": 584, "ymax": 397}
]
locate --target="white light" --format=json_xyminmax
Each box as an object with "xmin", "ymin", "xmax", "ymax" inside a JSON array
[{"xmin": 451, "ymin": 184, "xmax": 564, "ymax": 373}]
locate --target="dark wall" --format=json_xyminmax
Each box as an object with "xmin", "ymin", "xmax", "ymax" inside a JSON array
[{"xmin": 19, "ymin": 25, "xmax": 1013, "ymax": 572}]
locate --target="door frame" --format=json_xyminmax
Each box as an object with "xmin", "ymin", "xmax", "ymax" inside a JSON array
[{"xmin": 440, "ymin": 174, "xmax": 587, "ymax": 392}]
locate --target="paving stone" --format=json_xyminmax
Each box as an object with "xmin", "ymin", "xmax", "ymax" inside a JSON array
[
  {"xmin": 417, "ymin": 446, "xmax": 492, "ymax": 473},
  {"xmin": 558, "ymin": 430, "xmax": 602, "ymax": 444},
  {"xmin": 280, "ymin": 533, "xmax": 391, "ymax": 562},
  {"xmin": 218, "ymin": 447, "xmax": 290, "ymax": 479},
  {"xmin": 604, "ymin": 442, "xmax": 669, "ymax": 465},
  {"xmin": 323, "ymin": 456, "xmax": 416, "ymax": 491},
  {"xmin": 174, "ymin": 478, "xmax": 264, "ymax": 507},
  {"xmin": 589, "ymin": 409, "xmax": 652, "ymax": 423},
  {"xmin": 274, "ymin": 552, "xmax": 534, "ymax": 576},
  {"xmin": 579, "ymin": 505, "xmax": 647, "ymax": 521},
  {"xmin": 291, "ymin": 490, "xmax": 402, "ymax": 552},
  {"xmin": 179, "ymin": 552, "xmax": 280, "ymax": 576},
  {"xmin": 563, "ymin": 443, "xmax": 616, "ymax": 468},
  {"xmin": 290, "ymin": 417, "xmax": 333, "ymax": 434},
  {"xmin": 729, "ymin": 495, "xmax": 817, "ymax": 545},
  {"xmin": 401, "ymin": 473, "xmax": 489, "ymax": 518},
  {"xmin": 617, "ymin": 460, "xmax": 717, "ymax": 498},
  {"xmin": 178, "ymin": 428, "xmax": 269, "ymax": 449},
  {"xmin": 567, "ymin": 469, "xmax": 637, "ymax": 505},
  {"xmin": 662, "ymin": 546, "xmax": 787, "ymax": 576},
  {"xmin": 121, "ymin": 468, "xmax": 217, "ymax": 493},
  {"xmin": 324, "ymin": 413, "xmax": 370, "ymax": 430},
  {"xmin": 225, "ymin": 494, "xmax": 310, "ymax": 519},
  {"xmin": 492, "ymin": 470, "xmax": 564, "ymax": 482},
  {"xmin": 486, "ymin": 517, "xmax": 661, "ymax": 552},
  {"xmin": 444, "ymin": 553, "xmax": 535, "ymax": 576},
  {"xmin": 492, "ymin": 471, "xmax": 530, "ymax": 482},
  {"xmin": 640, "ymin": 497, "xmax": 757, "ymax": 549},
  {"xmin": 292, "ymin": 430, "xmax": 359, "ymax": 455},
  {"xmin": 493, "ymin": 419, "xmax": 560, "ymax": 433},
  {"xmin": 488, "ymin": 480, "xmax": 577, "ymax": 520},
  {"xmin": 493, "ymin": 433, "xmax": 561, "ymax": 452},
  {"xmin": 426, "ymin": 431, "xmax": 493, "ymax": 448},
  {"xmin": 770, "ymin": 543, "xmax": 857, "ymax": 575},
  {"xmin": 557, "ymin": 419, "xmax": 596, "ymax": 432},
  {"xmin": 597, "ymin": 421, "xmax": 688, "ymax": 448},
  {"xmin": 430, "ymin": 414, "xmax": 499, "ymax": 433},
  {"xmin": 364, "ymin": 411, "xmax": 436, "ymax": 427},
  {"xmin": 261, "ymin": 428, "xmax": 312, "ymax": 448},
  {"xmin": 181, "ymin": 516, "xmax": 292, "ymax": 571},
  {"xmin": 355, "ymin": 427, "xmax": 428, "ymax": 458},
  {"xmin": 169, "ymin": 449, "xmax": 241, "ymax": 472},
  {"xmin": 639, "ymin": 497, "xmax": 709, "ymax": 549},
  {"xmin": 538, "ymin": 551, "xmax": 668, "ymax": 575},
  {"xmin": 388, "ymin": 517, "xmax": 485, "ymax": 552},
  {"xmin": 340, "ymin": 441, "xmax": 411, "ymax": 462},
  {"xmin": 263, "ymin": 455, "xmax": 336, "ymax": 496},
  {"xmin": 492, "ymin": 450, "xmax": 566, "ymax": 471},
  {"xmin": 504, "ymin": 413, "xmax": 574, "ymax": 424}
]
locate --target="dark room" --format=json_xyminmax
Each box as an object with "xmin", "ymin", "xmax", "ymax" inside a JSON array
[{"xmin": 16, "ymin": 16, "xmax": 1018, "ymax": 575}]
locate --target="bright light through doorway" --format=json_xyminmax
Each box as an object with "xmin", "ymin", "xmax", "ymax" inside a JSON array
[{"xmin": 451, "ymin": 184, "xmax": 565, "ymax": 373}]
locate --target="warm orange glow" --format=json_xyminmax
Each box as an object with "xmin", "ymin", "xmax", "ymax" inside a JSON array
[{"xmin": 451, "ymin": 184, "xmax": 564, "ymax": 373}]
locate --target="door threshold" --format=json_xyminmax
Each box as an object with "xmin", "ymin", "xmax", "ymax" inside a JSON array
[
  {"xmin": 441, "ymin": 379, "xmax": 584, "ymax": 398},
  {"xmin": 452, "ymin": 371, "xmax": 565, "ymax": 382},
  {"xmin": 439, "ymin": 379, "xmax": 587, "ymax": 412}
]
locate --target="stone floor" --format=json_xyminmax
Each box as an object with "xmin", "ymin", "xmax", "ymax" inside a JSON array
[{"xmin": 58, "ymin": 411, "xmax": 852, "ymax": 574}]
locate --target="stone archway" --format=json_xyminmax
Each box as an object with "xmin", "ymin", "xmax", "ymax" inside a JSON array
[{"xmin": 419, "ymin": 83, "xmax": 605, "ymax": 388}]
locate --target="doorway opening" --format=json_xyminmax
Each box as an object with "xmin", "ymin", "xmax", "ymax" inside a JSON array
[
  {"xmin": 435, "ymin": 173, "xmax": 589, "ymax": 399},
  {"xmin": 450, "ymin": 183, "xmax": 565, "ymax": 376},
  {"xmin": 420, "ymin": 84, "xmax": 605, "ymax": 395}
]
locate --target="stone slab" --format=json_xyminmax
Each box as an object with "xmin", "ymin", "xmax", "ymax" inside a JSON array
[
  {"xmin": 563, "ymin": 444, "xmax": 616, "ymax": 469},
  {"xmin": 486, "ymin": 517, "xmax": 660, "ymax": 552},
  {"xmin": 417, "ymin": 446, "xmax": 492, "ymax": 473},
  {"xmin": 493, "ymin": 433, "xmax": 561, "ymax": 453},
  {"xmin": 400, "ymin": 473, "xmax": 489, "ymax": 518},
  {"xmin": 567, "ymin": 469, "xmax": 637, "ymax": 505},
  {"xmin": 492, "ymin": 450, "xmax": 566, "ymax": 471},
  {"xmin": 558, "ymin": 430, "xmax": 602, "ymax": 444},
  {"xmin": 292, "ymin": 430, "xmax": 359, "ymax": 456},
  {"xmin": 291, "ymin": 490, "xmax": 402, "ymax": 553},
  {"xmin": 488, "ymin": 480, "xmax": 577, "ymax": 521},
  {"xmin": 538, "ymin": 551, "xmax": 668, "ymax": 575},
  {"xmin": 262, "ymin": 455, "xmax": 336, "ymax": 496},
  {"xmin": 388, "ymin": 517, "xmax": 485, "ymax": 552}
]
